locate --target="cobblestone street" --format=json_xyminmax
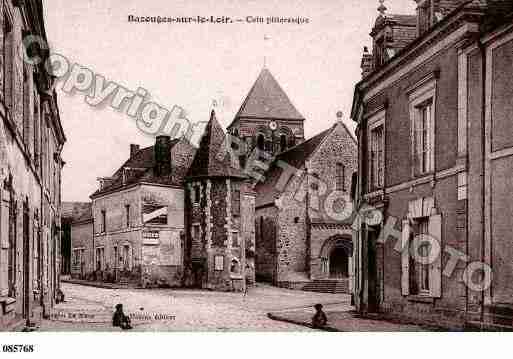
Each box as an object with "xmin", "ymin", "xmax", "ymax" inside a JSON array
[{"xmin": 40, "ymin": 283, "xmax": 351, "ymax": 331}]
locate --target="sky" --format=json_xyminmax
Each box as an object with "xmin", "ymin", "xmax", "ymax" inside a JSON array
[{"xmin": 43, "ymin": 0, "xmax": 416, "ymax": 202}]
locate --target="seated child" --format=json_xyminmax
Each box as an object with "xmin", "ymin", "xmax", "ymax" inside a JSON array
[{"xmin": 112, "ymin": 303, "xmax": 132, "ymax": 330}]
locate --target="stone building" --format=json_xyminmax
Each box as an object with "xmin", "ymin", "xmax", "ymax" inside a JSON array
[
  {"xmin": 0, "ymin": 1, "xmax": 65, "ymax": 330},
  {"xmin": 69, "ymin": 203, "xmax": 92, "ymax": 280},
  {"xmin": 184, "ymin": 110, "xmax": 256, "ymax": 292},
  {"xmin": 73, "ymin": 67, "xmax": 355, "ymax": 294},
  {"xmin": 222, "ymin": 67, "xmax": 358, "ymax": 294},
  {"xmin": 351, "ymin": 0, "xmax": 513, "ymax": 329},
  {"xmin": 61, "ymin": 202, "xmax": 91, "ymax": 276},
  {"xmin": 253, "ymin": 114, "xmax": 357, "ymax": 293},
  {"xmin": 82, "ymin": 136, "xmax": 196, "ymax": 287}
]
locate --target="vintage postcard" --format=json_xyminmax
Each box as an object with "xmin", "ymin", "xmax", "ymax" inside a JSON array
[{"xmin": 0, "ymin": 0, "xmax": 512, "ymax": 356}]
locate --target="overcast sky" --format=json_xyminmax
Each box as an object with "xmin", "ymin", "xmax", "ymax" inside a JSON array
[{"xmin": 43, "ymin": 0, "xmax": 416, "ymax": 202}]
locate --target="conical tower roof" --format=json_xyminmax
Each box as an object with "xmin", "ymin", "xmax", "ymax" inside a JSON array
[
  {"xmin": 234, "ymin": 68, "xmax": 305, "ymax": 121},
  {"xmin": 187, "ymin": 110, "xmax": 246, "ymax": 179}
]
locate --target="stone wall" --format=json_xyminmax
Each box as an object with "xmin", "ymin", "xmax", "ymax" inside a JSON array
[
  {"xmin": 0, "ymin": 1, "xmax": 64, "ymax": 329},
  {"xmin": 185, "ymin": 178, "xmax": 254, "ymax": 292},
  {"xmin": 260, "ymin": 121, "xmax": 357, "ymax": 285},
  {"xmin": 90, "ymin": 184, "xmax": 185, "ymax": 286},
  {"xmin": 70, "ymin": 220, "xmax": 93, "ymax": 278}
]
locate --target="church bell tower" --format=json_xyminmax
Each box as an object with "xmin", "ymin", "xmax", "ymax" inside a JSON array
[{"xmin": 226, "ymin": 68, "xmax": 305, "ymax": 159}]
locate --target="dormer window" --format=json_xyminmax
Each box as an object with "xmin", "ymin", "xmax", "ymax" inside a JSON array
[
  {"xmin": 374, "ymin": 36, "xmax": 386, "ymax": 68},
  {"xmin": 417, "ymin": 0, "xmax": 434, "ymax": 36}
]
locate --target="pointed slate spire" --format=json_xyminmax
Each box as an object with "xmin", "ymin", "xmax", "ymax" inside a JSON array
[
  {"xmin": 234, "ymin": 68, "xmax": 304, "ymax": 121},
  {"xmin": 187, "ymin": 109, "xmax": 246, "ymax": 179}
]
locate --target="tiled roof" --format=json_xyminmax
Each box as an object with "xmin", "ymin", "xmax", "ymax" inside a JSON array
[
  {"xmin": 254, "ymin": 125, "xmax": 335, "ymax": 208},
  {"xmin": 91, "ymin": 137, "xmax": 195, "ymax": 198},
  {"xmin": 188, "ymin": 110, "xmax": 247, "ymax": 179},
  {"xmin": 232, "ymin": 68, "xmax": 305, "ymax": 122}
]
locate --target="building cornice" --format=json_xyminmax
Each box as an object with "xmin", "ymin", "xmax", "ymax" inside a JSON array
[{"xmin": 352, "ymin": 8, "xmax": 484, "ymax": 122}]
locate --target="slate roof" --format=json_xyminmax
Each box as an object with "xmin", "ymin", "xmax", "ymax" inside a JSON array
[
  {"xmin": 187, "ymin": 110, "xmax": 247, "ymax": 179},
  {"xmin": 62, "ymin": 202, "xmax": 92, "ymax": 223},
  {"xmin": 91, "ymin": 137, "xmax": 195, "ymax": 198},
  {"xmin": 374, "ymin": 14, "xmax": 417, "ymax": 29},
  {"xmin": 372, "ymin": 14, "xmax": 417, "ymax": 52},
  {"xmin": 231, "ymin": 68, "xmax": 305, "ymax": 124},
  {"xmin": 254, "ymin": 125, "xmax": 335, "ymax": 208}
]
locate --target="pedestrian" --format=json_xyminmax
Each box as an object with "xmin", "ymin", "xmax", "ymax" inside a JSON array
[
  {"xmin": 311, "ymin": 303, "xmax": 327, "ymax": 329},
  {"xmin": 112, "ymin": 303, "xmax": 132, "ymax": 330},
  {"xmin": 56, "ymin": 288, "xmax": 65, "ymax": 303}
]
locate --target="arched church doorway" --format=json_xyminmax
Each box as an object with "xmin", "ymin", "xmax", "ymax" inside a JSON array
[
  {"xmin": 319, "ymin": 235, "xmax": 352, "ymax": 280},
  {"xmin": 329, "ymin": 247, "xmax": 348, "ymax": 278}
]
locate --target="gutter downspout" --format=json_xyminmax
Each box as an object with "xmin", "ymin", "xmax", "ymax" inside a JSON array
[{"xmin": 478, "ymin": 39, "xmax": 486, "ymax": 325}]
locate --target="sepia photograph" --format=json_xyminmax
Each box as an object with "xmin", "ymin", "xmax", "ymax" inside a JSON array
[{"xmin": 0, "ymin": 0, "xmax": 512, "ymax": 356}]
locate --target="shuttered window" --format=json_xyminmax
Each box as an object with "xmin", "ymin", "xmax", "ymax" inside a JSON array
[{"xmin": 401, "ymin": 210, "xmax": 442, "ymax": 298}]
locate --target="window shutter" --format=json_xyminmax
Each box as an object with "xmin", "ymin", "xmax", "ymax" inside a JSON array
[
  {"xmin": 411, "ymin": 108, "xmax": 417, "ymax": 177},
  {"xmin": 255, "ymin": 218, "xmax": 260, "ymax": 247},
  {"xmin": 0, "ymin": 190, "xmax": 9, "ymax": 249},
  {"xmin": 0, "ymin": 191, "xmax": 9, "ymax": 295},
  {"xmin": 401, "ymin": 219, "xmax": 410, "ymax": 296},
  {"xmin": 429, "ymin": 214, "xmax": 442, "ymax": 298},
  {"xmin": 415, "ymin": 113, "xmax": 422, "ymax": 173}
]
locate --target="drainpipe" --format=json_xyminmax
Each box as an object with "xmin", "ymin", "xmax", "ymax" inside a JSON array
[
  {"xmin": 91, "ymin": 202, "xmax": 95, "ymax": 280},
  {"xmin": 478, "ymin": 39, "xmax": 486, "ymax": 324}
]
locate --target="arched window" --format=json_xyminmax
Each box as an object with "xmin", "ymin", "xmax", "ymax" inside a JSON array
[
  {"xmin": 230, "ymin": 258, "xmax": 240, "ymax": 274},
  {"xmin": 280, "ymin": 134, "xmax": 287, "ymax": 152}
]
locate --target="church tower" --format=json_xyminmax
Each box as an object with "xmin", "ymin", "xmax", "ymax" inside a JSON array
[{"xmin": 227, "ymin": 68, "xmax": 305, "ymax": 158}]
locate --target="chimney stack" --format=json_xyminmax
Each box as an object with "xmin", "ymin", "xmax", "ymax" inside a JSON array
[
  {"xmin": 155, "ymin": 135, "xmax": 172, "ymax": 177},
  {"xmin": 130, "ymin": 144, "xmax": 140, "ymax": 158},
  {"xmin": 336, "ymin": 111, "xmax": 344, "ymax": 124},
  {"xmin": 361, "ymin": 46, "xmax": 373, "ymax": 78}
]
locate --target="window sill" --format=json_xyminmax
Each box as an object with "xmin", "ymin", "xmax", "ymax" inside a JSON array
[
  {"xmin": 412, "ymin": 171, "xmax": 435, "ymax": 179},
  {"xmin": 407, "ymin": 294, "xmax": 434, "ymax": 304},
  {"xmin": 0, "ymin": 296, "xmax": 16, "ymax": 305},
  {"xmin": 0, "ymin": 296, "xmax": 16, "ymax": 314}
]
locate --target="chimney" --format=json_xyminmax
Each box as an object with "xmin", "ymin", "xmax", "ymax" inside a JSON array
[
  {"xmin": 336, "ymin": 110, "xmax": 344, "ymax": 124},
  {"xmin": 361, "ymin": 46, "xmax": 373, "ymax": 78},
  {"xmin": 155, "ymin": 135, "xmax": 172, "ymax": 177},
  {"xmin": 130, "ymin": 144, "xmax": 140, "ymax": 158}
]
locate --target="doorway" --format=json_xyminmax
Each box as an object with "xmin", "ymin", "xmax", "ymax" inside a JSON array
[
  {"xmin": 329, "ymin": 247, "xmax": 349, "ymax": 278},
  {"xmin": 22, "ymin": 201, "xmax": 30, "ymax": 319},
  {"xmin": 367, "ymin": 228, "xmax": 379, "ymax": 313}
]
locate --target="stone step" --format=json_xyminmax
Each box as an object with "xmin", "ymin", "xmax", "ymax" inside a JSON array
[{"xmin": 302, "ymin": 279, "xmax": 349, "ymax": 294}]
